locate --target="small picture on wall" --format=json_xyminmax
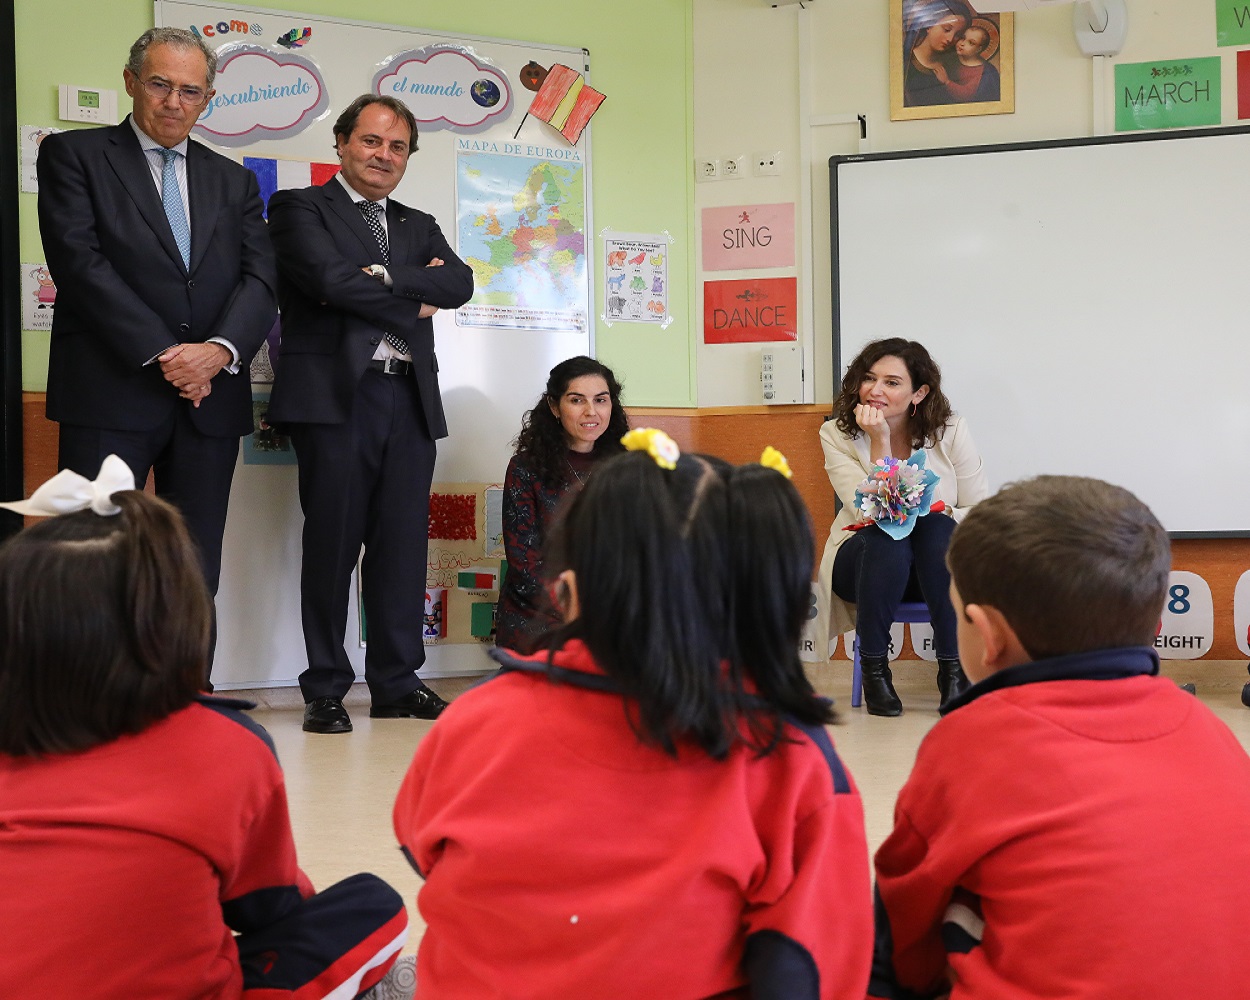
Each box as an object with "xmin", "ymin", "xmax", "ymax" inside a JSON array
[{"xmin": 890, "ymin": 0, "xmax": 1014, "ymax": 121}]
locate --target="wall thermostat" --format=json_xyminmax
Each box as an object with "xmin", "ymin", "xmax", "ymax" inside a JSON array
[{"xmin": 58, "ymin": 85, "xmax": 118, "ymax": 125}]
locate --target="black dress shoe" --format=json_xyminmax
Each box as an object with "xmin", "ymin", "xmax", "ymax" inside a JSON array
[
  {"xmin": 370, "ymin": 686, "xmax": 449, "ymax": 720},
  {"xmin": 303, "ymin": 696, "xmax": 352, "ymax": 734}
]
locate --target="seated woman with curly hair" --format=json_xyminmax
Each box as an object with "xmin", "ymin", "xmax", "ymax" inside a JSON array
[
  {"xmin": 817, "ymin": 338, "xmax": 988, "ymax": 716},
  {"xmin": 495, "ymin": 356, "xmax": 629, "ymax": 652}
]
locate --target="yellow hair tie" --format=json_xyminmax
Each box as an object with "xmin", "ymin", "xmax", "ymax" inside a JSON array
[
  {"xmin": 622, "ymin": 428, "xmax": 680, "ymax": 471},
  {"xmin": 759, "ymin": 446, "xmax": 793, "ymax": 479}
]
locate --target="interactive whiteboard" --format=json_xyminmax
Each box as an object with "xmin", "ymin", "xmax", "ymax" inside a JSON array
[{"xmin": 831, "ymin": 127, "xmax": 1250, "ymax": 535}]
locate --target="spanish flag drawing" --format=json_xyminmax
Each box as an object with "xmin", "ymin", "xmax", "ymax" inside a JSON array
[{"xmin": 524, "ymin": 64, "xmax": 605, "ymax": 145}]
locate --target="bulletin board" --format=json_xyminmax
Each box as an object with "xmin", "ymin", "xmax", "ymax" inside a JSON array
[{"xmin": 155, "ymin": 1, "xmax": 596, "ymax": 683}]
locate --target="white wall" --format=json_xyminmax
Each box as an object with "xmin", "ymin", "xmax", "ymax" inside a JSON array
[{"xmin": 692, "ymin": 0, "xmax": 1232, "ymax": 405}]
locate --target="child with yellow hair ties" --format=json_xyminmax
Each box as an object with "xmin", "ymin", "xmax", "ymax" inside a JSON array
[{"xmin": 395, "ymin": 432, "xmax": 872, "ymax": 998}]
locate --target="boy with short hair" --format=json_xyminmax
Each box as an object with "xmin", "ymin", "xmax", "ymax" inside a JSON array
[{"xmin": 870, "ymin": 475, "xmax": 1250, "ymax": 1000}]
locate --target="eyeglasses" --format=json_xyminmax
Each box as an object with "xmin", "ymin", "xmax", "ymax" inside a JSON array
[{"xmin": 141, "ymin": 78, "xmax": 209, "ymax": 106}]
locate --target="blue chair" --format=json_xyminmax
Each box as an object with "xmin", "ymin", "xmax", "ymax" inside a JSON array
[{"xmin": 850, "ymin": 602, "xmax": 931, "ymax": 708}]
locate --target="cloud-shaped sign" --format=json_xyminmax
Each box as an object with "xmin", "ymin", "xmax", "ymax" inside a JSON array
[
  {"xmin": 374, "ymin": 47, "xmax": 512, "ymax": 134},
  {"xmin": 194, "ymin": 44, "xmax": 329, "ymax": 147}
]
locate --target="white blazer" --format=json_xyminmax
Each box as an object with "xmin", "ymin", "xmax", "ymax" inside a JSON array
[{"xmin": 813, "ymin": 414, "xmax": 989, "ymax": 654}]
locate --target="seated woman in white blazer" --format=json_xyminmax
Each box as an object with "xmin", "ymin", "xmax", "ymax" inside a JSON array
[{"xmin": 816, "ymin": 338, "xmax": 988, "ymax": 716}]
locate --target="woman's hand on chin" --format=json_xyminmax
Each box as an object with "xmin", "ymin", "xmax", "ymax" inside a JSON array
[{"xmin": 854, "ymin": 403, "xmax": 890, "ymax": 440}]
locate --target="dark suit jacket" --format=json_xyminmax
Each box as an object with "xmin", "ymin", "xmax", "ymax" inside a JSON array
[
  {"xmin": 265, "ymin": 180, "xmax": 474, "ymax": 434},
  {"xmin": 36, "ymin": 118, "xmax": 277, "ymax": 437}
]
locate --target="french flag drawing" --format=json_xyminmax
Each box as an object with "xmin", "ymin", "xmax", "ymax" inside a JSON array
[{"xmin": 243, "ymin": 157, "xmax": 341, "ymax": 216}]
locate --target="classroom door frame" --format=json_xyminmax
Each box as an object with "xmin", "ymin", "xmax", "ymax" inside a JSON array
[{"xmin": 0, "ymin": 0, "xmax": 26, "ymax": 536}]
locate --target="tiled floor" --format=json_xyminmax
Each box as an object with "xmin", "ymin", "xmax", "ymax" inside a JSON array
[{"xmin": 248, "ymin": 658, "xmax": 1250, "ymax": 955}]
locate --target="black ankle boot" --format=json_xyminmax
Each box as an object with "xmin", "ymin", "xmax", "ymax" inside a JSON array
[
  {"xmin": 937, "ymin": 657, "xmax": 970, "ymax": 710},
  {"xmin": 861, "ymin": 654, "xmax": 902, "ymax": 717}
]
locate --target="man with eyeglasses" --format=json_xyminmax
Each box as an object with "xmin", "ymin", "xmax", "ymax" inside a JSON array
[{"xmin": 37, "ymin": 27, "xmax": 276, "ymax": 681}]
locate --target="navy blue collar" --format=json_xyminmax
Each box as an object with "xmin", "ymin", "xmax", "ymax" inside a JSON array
[
  {"xmin": 490, "ymin": 646, "xmax": 625, "ymax": 694},
  {"xmin": 194, "ymin": 692, "xmax": 257, "ymax": 711},
  {"xmin": 493, "ymin": 646, "xmax": 830, "ymax": 718},
  {"xmin": 941, "ymin": 645, "xmax": 1160, "ymax": 716}
]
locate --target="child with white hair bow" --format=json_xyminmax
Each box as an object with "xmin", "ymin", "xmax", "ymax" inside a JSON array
[{"xmin": 0, "ymin": 457, "xmax": 413, "ymax": 1000}]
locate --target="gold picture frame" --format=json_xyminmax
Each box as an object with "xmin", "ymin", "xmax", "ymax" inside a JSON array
[{"xmin": 890, "ymin": 1, "xmax": 1014, "ymax": 121}]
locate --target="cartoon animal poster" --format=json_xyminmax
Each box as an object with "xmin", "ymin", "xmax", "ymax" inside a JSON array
[
  {"xmin": 602, "ymin": 232, "xmax": 671, "ymax": 328},
  {"xmin": 21, "ymin": 262, "xmax": 57, "ymax": 331},
  {"xmin": 20, "ymin": 125, "xmax": 62, "ymax": 193}
]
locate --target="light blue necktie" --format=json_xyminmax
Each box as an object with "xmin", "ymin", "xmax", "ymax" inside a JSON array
[{"xmin": 158, "ymin": 148, "xmax": 191, "ymax": 269}]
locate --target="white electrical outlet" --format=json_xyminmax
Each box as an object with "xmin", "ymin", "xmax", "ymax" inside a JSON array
[
  {"xmin": 753, "ymin": 151, "xmax": 783, "ymax": 177},
  {"xmin": 722, "ymin": 155, "xmax": 745, "ymax": 178},
  {"xmin": 696, "ymin": 158, "xmax": 721, "ymax": 182}
]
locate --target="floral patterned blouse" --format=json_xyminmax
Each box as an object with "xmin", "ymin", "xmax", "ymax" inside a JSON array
[{"xmin": 495, "ymin": 449, "xmax": 597, "ymax": 652}]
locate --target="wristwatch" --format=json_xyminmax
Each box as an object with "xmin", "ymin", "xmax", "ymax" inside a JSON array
[{"xmin": 367, "ymin": 264, "xmax": 387, "ymax": 281}]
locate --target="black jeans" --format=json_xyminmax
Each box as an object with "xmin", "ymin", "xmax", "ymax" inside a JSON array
[{"xmin": 831, "ymin": 513, "xmax": 958, "ymax": 659}]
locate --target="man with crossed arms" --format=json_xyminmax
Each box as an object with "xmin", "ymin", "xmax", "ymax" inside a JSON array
[{"xmin": 267, "ymin": 95, "xmax": 474, "ymax": 734}]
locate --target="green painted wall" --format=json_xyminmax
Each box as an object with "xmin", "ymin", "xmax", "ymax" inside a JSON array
[{"xmin": 15, "ymin": 0, "xmax": 697, "ymax": 405}]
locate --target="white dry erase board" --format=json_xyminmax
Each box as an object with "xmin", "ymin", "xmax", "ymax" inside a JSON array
[
  {"xmin": 830, "ymin": 127, "xmax": 1250, "ymax": 536},
  {"xmin": 156, "ymin": 1, "xmax": 595, "ymax": 683}
]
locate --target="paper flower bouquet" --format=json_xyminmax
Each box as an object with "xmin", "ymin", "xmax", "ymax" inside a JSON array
[{"xmin": 851, "ymin": 451, "xmax": 941, "ymax": 539}]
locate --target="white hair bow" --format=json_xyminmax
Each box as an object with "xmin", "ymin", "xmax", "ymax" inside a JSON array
[{"xmin": 0, "ymin": 455, "xmax": 136, "ymax": 517}]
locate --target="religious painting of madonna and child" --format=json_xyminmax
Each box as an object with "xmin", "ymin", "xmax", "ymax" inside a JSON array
[{"xmin": 890, "ymin": 0, "xmax": 1014, "ymax": 121}]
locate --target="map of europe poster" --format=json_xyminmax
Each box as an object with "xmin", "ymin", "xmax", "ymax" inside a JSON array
[{"xmin": 455, "ymin": 146, "xmax": 588, "ymax": 333}]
